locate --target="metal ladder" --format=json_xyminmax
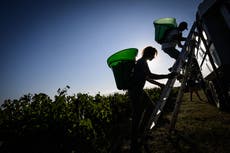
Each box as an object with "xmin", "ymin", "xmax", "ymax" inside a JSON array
[
  {"xmin": 168, "ymin": 18, "xmax": 222, "ymax": 132},
  {"xmin": 147, "ymin": 22, "xmax": 198, "ymax": 130}
]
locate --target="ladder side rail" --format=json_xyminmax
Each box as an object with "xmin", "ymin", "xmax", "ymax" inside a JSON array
[
  {"xmin": 168, "ymin": 66, "xmax": 189, "ymax": 133},
  {"xmin": 148, "ymin": 78, "xmax": 177, "ymax": 129},
  {"xmin": 169, "ymin": 42, "xmax": 198, "ymax": 133}
]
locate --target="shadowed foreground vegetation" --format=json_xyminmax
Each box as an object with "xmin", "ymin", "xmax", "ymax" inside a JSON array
[
  {"xmin": 0, "ymin": 86, "xmax": 136, "ymax": 153},
  {"xmin": 0, "ymin": 87, "xmax": 230, "ymax": 153}
]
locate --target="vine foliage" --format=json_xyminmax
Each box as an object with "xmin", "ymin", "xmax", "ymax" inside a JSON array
[{"xmin": 0, "ymin": 86, "xmax": 171, "ymax": 153}]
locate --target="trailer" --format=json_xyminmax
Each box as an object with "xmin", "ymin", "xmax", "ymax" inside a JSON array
[{"xmin": 195, "ymin": 0, "xmax": 230, "ymax": 110}]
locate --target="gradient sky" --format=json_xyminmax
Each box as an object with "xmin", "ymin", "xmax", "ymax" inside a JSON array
[{"xmin": 0, "ymin": 0, "xmax": 202, "ymax": 104}]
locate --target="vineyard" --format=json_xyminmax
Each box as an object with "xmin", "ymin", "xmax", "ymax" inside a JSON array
[
  {"xmin": 1, "ymin": 86, "xmax": 230, "ymax": 153},
  {"xmin": 0, "ymin": 86, "xmax": 163, "ymax": 153}
]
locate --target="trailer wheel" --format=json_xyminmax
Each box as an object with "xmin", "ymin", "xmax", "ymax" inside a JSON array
[
  {"xmin": 208, "ymin": 81, "xmax": 221, "ymax": 109},
  {"xmin": 201, "ymin": 79, "xmax": 215, "ymax": 104}
]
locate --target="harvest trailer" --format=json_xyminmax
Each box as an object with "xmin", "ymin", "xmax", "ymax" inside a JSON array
[{"xmin": 195, "ymin": 0, "xmax": 230, "ymax": 110}]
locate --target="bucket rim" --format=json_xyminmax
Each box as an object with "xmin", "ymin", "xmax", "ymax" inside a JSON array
[{"xmin": 107, "ymin": 48, "xmax": 138, "ymax": 67}]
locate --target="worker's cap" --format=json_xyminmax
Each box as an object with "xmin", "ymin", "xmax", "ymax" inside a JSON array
[{"xmin": 179, "ymin": 21, "xmax": 188, "ymax": 30}]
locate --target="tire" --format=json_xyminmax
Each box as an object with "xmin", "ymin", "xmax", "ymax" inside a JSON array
[
  {"xmin": 200, "ymin": 79, "xmax": 214, "ymax": 103},
  {"xmin": 208, "ymin": 81, "xmax": 222, "ymax": 110}
]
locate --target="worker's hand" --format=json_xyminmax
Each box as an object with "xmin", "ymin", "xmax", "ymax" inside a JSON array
[
  {"xmin": 159, "ymin": 83, "xmax": 165, "ymax": 89},
  {"xmin": 167, "ymin": 72, "xmax": 178, "ymax": 79},
  {"xmin": 177, "ymin": 74, "xmax": 184, "ymax": 79},
  {"xmin": 178, "ymin": 43, "xmax": 183, "ymax": 48},
  {"xmin": 177, "ymin": 74, "xmax": 184, "ymax": 82}
]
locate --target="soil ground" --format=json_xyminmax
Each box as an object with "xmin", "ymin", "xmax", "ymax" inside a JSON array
[{"xmin": 115, "ymin": 90, "xmax": 230, "ymax": 153}]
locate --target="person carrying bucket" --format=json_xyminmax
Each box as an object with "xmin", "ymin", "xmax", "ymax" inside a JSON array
[
  {"xmin": 128, "ymin": 46, "xmax": 176, "ymax": 153},
  {"xmin": 161, "ymin": 21, "xmax": 188, "ymax": 60},
  {"xmin": 154, "ymin": 18, "xmax": 188, "ymax": 71}
]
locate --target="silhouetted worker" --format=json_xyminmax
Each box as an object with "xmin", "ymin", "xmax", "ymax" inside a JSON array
[
  {"xmin": 187, "ymin": 77, "xmax": 203, "ymax": 101},
  {"xmin": 161, "ymin": 21, "xmax": 188, "ymax": 60},
  {"xmin": 187, "ymin": 56, "xmax": 204, "ymax": 101},
  {"xmin": 128, "ymin": 46, "xmax": 175, "ymax": 153}
]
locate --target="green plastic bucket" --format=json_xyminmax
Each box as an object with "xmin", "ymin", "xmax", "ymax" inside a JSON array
[
  {"xmin": 107, "ymin": 48, "xmax": 138, "ymax": 90},
  {"xmin": 154, "ymin": 18, "xmax": 177, "ymax": 43}
]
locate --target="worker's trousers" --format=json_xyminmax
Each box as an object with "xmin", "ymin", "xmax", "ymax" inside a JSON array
[
  {"xmin": 162, "ymin": 47, "xmax": 180, "ymax": 60},
  {"xmin": 128, "ymin": 88, "xmax": 155, "ymax": 152}
]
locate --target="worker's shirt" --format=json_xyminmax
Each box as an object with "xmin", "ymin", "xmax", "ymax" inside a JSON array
[
  {"xmin": 132, "ymin": 58, "xmax": 150, "ymax": 89},
  {"xmin": 161, "ymin": 28, "xmax": 181, "ymax": 49}
]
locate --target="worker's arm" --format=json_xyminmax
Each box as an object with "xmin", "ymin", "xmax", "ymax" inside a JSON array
[
  {"xmin": 181, "ymin": 37, "xmax": 187, "ymax": 41},
  {"xmin": 147, "ymin": 72, "xmax": 176, "ymax": 80},
  {"xmin": 147, "ymin": 73, "xmax": 169, "ymax": 80},
  {"xmin": 177, "ymin": 32, "xmax": 186, "ymax": 47},
  {"xmin": 146, "ymin": 72, "xmax": 177, "ymax": 89},
  {"xmin": 146, "ymin": 79, "xmax": 165, "ymax": 88}
]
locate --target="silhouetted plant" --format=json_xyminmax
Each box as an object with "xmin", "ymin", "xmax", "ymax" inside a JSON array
[{"xmin": 0, "ymin": 87, "xmax": 164, "ymax": 153}]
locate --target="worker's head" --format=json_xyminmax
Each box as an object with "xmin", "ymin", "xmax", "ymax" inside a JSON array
[
  {"xmin": 178, "ymin": 21, "xmax": 188, "ymax": 31},
  {"xmin": 142, "ymin": 46, "xmax": 158, "ymax": 60}
]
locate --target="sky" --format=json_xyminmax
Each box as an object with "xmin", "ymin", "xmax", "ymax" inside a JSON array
[{"xmin": 0, "ymin": 0, "xmax": 202, "ymax": 104}]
